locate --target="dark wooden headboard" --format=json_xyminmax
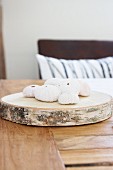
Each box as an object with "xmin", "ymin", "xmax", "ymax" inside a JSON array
[{"xmin": 38, "ymin": 40, "xmax": 113, "ymax": 60}]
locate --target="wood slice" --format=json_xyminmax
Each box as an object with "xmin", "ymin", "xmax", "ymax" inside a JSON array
[{"xmin": 0, "ymin": 91, "xmax": 112, "ymax": 126}]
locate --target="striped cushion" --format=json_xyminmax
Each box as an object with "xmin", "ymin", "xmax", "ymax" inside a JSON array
[{"xmin": 36, "ymin": 54, "xmax": 113, "ymax": 79}]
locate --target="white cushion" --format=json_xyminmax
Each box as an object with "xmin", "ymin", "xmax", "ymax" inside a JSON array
[{"xmin": 36, "ymin": 54, "xmax": 113, "ymax": 80}]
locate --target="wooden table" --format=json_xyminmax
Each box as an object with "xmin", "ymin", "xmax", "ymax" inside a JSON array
[{"xmin": 0, "ymin": 80, "xmax": 113, "ymax": 170}]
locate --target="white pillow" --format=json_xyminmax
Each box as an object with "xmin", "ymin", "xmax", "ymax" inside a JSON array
[{"xmin": 36, "ymin": 54, "xmax": 113, "ymax": 80}]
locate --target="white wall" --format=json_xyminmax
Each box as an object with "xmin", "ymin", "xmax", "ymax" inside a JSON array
[{"xmin": 2, "ymin": 0, "xmax": 113, "ymax": 79}]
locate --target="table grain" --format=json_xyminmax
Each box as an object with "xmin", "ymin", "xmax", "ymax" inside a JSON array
[{"xmin": 0, "ymin": 80, "xmax": 113, "ymax": 170}]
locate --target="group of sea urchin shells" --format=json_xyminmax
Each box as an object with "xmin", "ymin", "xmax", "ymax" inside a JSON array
[{"xmin": 23, "ymin": 78, "xmax": 90, "ymax": 105}]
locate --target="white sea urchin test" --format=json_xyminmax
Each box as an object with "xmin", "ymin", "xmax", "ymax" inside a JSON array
[
  {"xmin": 23, "ymin": 85, "xmax": 39, "ymax": 98},
  {"xmin": 34, "ymin": 84, "xmax": 61, "ymax": 102}
]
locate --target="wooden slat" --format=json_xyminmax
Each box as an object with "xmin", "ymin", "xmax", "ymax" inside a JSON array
[
  {"xmin": 60, "ymin": 149, "xmax": 113, "ymax": 164},
  {"xmin": 51, "ymin": 114, "xmax": 113, "ymax": 151},
  {"xmin": 66, "ymin": 167, "xmax": 113, "ymax": 170},
  {"xmin": 51, "ymin": 116, "xmax": 113, "ymax": 137},
  {"xmin": 55, "ymin": 135, "xmax": 113, "ymax": 150},
  {"xmin": 0, "ymin": 118, "xmax": 65, "ymax": 170}
]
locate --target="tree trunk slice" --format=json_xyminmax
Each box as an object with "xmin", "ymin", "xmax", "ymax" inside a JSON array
[{"xmin": 0, "ymin": 91, "xmax": 112, "ymax": 126}]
